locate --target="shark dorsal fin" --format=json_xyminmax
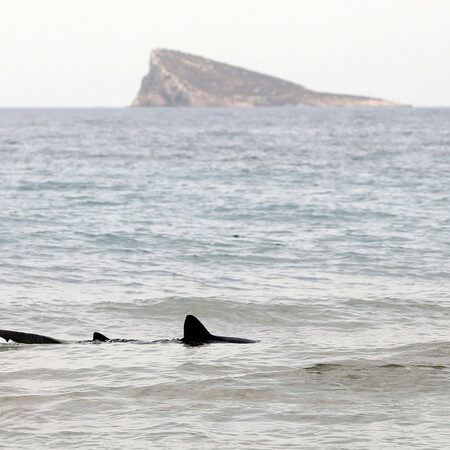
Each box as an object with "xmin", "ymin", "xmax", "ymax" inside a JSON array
[
  {"xmin": 0, "ymin": 329, "xmax": 61, "ymax": 344},
  {"xmin": 93, "ymin": 332, "xmax": 110, "ymax": 342},
  {"xmin": 183, "ymin": 315, "xmax": 213, "ymax": 343}
]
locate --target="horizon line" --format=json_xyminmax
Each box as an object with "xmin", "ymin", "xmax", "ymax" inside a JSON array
[{"xmin": 1, "ymin": 104, "xmax": 449, "ymax": 109}]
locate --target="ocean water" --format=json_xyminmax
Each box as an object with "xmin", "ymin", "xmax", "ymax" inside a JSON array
[{"xmin": 0, "ymin": 107, "xmax": 449, "ymax": 449}]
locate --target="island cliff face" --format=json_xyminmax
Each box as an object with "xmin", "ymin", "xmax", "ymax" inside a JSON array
[{"xmin": 132, "ymin": 49, "xmax": 401, "ymax": 107}]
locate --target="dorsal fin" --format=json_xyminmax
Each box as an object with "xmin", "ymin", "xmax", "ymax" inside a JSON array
[
  {"xmin": 92, "ymin": 332, "xmax": 110, "ymax": 342},
  {"xmin": 182, "ymin": 315, "xmax": 213, "ymax": 343},
  {"xmin": 0, "ymin": 329, "xmax": 61, "ymax": 344}
]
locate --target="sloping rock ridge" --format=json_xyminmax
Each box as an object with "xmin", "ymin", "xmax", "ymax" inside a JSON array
[{"xmin": 132, "ymin": 49, "xmax": 402, "ymax": 107}]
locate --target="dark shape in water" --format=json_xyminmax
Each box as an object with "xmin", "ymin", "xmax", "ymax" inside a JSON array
[
  {"xmin": 0, "ymin": 315, "xmax": 257, "ymax": 346},
  {"xmin": 0, "ymin": 329, "xmax": 62, "ymax": 344},
  {"xmin": 92, "ymin": 332, "xmax": 110, "ymax": 342},
  {"xmin": 181, "ymin": 314, "xmax": 256, "ymax": 345}
]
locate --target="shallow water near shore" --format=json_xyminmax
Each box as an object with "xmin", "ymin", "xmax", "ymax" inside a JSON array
[{"xmin": 1, "ymin": 107, "xmax": 449, "ymax": 448}]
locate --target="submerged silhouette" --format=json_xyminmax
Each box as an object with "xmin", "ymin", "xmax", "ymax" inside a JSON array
[{"xmin": 0, "ymin": 315, "xmax": 257, "ymax": 346}]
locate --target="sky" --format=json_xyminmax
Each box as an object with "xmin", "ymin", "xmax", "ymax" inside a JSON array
[{"xmin": 0, "ymin": 0, "xmax": 449, "ymax": 107}]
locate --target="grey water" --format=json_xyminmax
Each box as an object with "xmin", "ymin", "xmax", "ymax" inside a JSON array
[{"xmin": 0, "ymin": 107, "xmax": 449, "ymax": 449}]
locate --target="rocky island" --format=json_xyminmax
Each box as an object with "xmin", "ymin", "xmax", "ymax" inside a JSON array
[{"xmin": 132, "ymin": 49, "xmax": 401, "ymax": 107}]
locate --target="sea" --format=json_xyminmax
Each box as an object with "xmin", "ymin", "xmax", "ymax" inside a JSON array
[{"xmin": 0, "ymin": 107, "xmax": 449, "ymax": 449}]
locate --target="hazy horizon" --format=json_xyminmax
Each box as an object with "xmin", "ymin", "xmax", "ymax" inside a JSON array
[{"xmin": 1, "ymin": 0, "xmax": 449, "ymax": 107}]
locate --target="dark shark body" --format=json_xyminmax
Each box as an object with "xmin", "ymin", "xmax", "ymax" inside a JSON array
[
  {"xmin": 0, "ymin": 329, "xmax": 62, "ymax": 344},
  {"xmin": 0, "ymin": 315, "xmax": 257, "ymax": 346}
]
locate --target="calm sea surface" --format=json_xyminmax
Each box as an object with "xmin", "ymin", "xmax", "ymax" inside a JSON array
[{"xmin": 0, "ymin": 107, "xmax": 449, "ymax": 449}]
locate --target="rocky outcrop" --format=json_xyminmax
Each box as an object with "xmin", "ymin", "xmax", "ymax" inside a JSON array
[{"xmin": 132, "ymin": 49, "xmax": 402, "ymax": 107}]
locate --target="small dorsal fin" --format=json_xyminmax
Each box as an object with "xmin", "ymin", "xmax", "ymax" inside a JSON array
[
  {"xmin": 93, "ymin": 332, "xmax": 110, "ymax": 342},
  {"xmin": 182, "ymin": 315, "xmax": 213, "ymax": 343}
]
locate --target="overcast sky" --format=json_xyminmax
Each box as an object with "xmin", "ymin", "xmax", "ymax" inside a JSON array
[{"xmin": 0, "ymin": 0, "xmax": 448, "ymax": 107}]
